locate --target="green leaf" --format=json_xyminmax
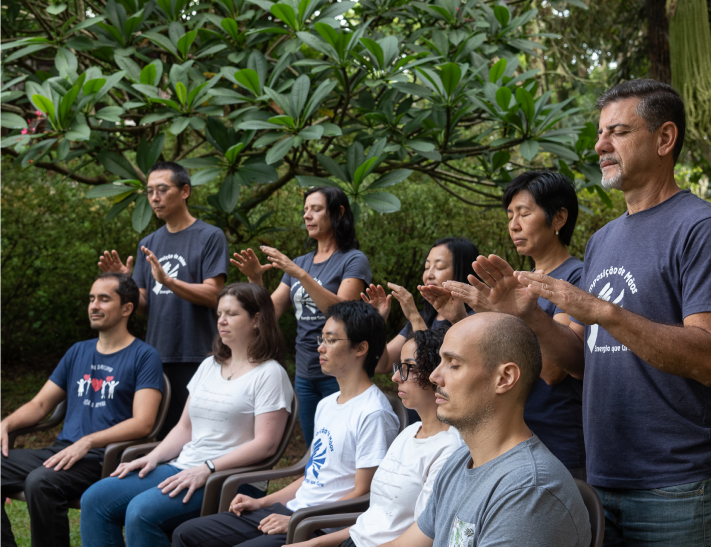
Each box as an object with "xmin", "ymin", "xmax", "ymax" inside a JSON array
[
  {"xmin": 391, "ymin": 83, "xmax": 433, "ymax": 98},
  {"xmin": 296, "ymin": 175, "xmax": 337, "ymax": 187},
  {"xmin": 1, "ymin": 113, "xmax": 28, "ymax": 130},
  {"xmin": 170, "ymin": 116, "xmax": 191, "ymax": 134},
  {"xmin": 362, "ymin": 192, "xmax": 401, "ymax": 213},
  {"xmin": 440, "ymin": 63, "xmax": 462, "ymax": 98},
  {"xmin": 95, "ymin": 106, "xmax": 124, "ymax": 123},
  {"xmin": 178, "ymin": 157, "xmax": 221, "ymax": 169},
  {"xmin": 33, "ymin": 95, "xmax": 56, "ymax": 122},
  {"xmin": 489, "ymin": 58, "xmax": 507, "ymax": 83},
  {"xmin": 137, "ymin": 133, "xmax": 165, "ymax": 175},
  {"xmin": 218, "ymin": 172, "xmax": 241, "ymax": 212},
  {"xmin": 408, "ymin": 140, "xmax": 436, "ymax": 152},
  {"xmin": 114, "ymin": 55, "xmax": 142, "ymax": 83},
  {"xmin": 47, "ymin": 3, "xmax": 68, "ymax": 15},
  {"xmin": 66, "ymin": 120, "xmax": 90, "ymax": 141},
  {"xmin": 224, "ymin": 142, "xmax": 246, "ymax": 164},
  {"xmin": 519, "ymin": 140, "xmax": 539, "ymax": 161},
  {"xmin": 86, "ymin": 183, "xmax": 137, "ymax": 198},
  {"xmin": 299, "ymin": 125, "xmax": 324, "ymax": 140},
  {"xmin": 353, "ymin": 157, "xmax": 378, "ymax": 188},
  {"xmin": 132, "ymin": 195, "xmax": 153, "ymax": 232},
  {"xmin": 191, "ymin": 168, "xmax": 223, "ymax": 186},
  {"xmin": 317, "ymin": 153, "xmax": 348, "ymax": 181},
  {"xmin": 176, "ymin": 30, "xmax": 197, "ymax": 58},
  {"xmin": 494, "ymin": 5, "xmax": 510, "ymax": 27},
  {"xmin": 68, "ymin": 15, "xmax": 107, "ymax": 34},
  {"xmin": 515, "ymin": 86, "xmax": 535, "ymax": 123},
  {"xmin": 97, "ymin": 151, "xmax": 138, "ymax": 179},
  {"xmin": 270, "ymin": 3, "xmax": 298, "ymax": 29},
  {"xmin": 495, "ymin": 87, "xmax": 512, "ymax": 110},
  {"xmin": 175, "ymin": 81, "xmax": 188, "ymax": 106},
  {"xmin": 105, "ymin": 193, "xmax": 139, "ymax": 223},
  {"xmin": 55, "ymin": 47, "xmax": 78, "ymax": 78},
  {"xmin": 140, "ymin": 64, "xmax": 158, "ymax": 86},
  {"xmin": 296, "ymin": 31, "xmax": 338, "ymax": 58},
  {"xmin": 234, "ymin": 68, "xmax": 261, "ymax": 96},
  {"xmin": 3, "ymin": 44, "xmax": 50, "ymax": 64},
  {"xmin": 539, "ymin": 141, "xmax": 580, "ymax": 162},
  {"xmin": 594, "ymin": 184, "xmax": 613, "ymax": 207},
  {"xmin": 238, "ymin": 163, "xmax": 278, "ymax": 183},
  {"xmin": 367, "ymin": 169, "xmax": 412, "ymax": 189},
  {"xmin": 237, "ymin": 120, "xmax": 282, "ymax": 130},
  {"xmin": 142, "ymin": 30, "xmax": 179, "ymax": 57},
  {"xmin": 265, "ymin": 136, "xmax": 294, "ymax": 164},
  {"xmin": 291, "ymin": 74, "xmax": 310, "ymax": 118},
  {"xmin": 83, "ymin": 78, "xmax": 106, "ymax": 96}
]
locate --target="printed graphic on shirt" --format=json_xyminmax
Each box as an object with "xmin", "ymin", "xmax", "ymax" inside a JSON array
[
  {"xmin": 75, "ymin": 365, "xmax": 120, "ymax": 407},
  {"xmin": 305, "ymin": 428, "xmax": 333, "ymax": 486},
  {"xmin": 586, "ymin": 265, "xmax": 636, "ymax": 353},
  {"xmin": 153, "ymin": 253, "xmax": 186, "ymax": 295},
  {"xmin": 293, "ymin": 279, "xmax": 326, "ymax": 321},
  {"xmin": 448, "ymin": 516, "xmax": 476, "ymax": 547}
]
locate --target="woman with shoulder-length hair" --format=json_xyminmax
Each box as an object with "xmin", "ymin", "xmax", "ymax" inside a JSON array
[
  {"xmin": 80, "ymin": 283, "xmax": 294, "ymax": 547},
  {"xmin": 443, "ymin": 171, "xmax": 586, "ymax": 479},
  {"xmin": 231, "ymin": 186, "xmax": 372, "ymax": 447}
]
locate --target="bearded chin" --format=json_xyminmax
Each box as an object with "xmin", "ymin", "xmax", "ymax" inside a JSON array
[{"xmin": 601, "ymin": 171, "xmax": 623, "ymax": 190}]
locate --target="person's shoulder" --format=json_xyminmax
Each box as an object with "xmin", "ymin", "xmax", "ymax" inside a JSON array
[
  {"xmin": 667, "ymin": 190, "xmax": 711, "ymax": 218},
  {"xmin": 192, "ymin": 219, "xmax": 227, "ymax": 240},
  {"xmin": 341, "ymin": 248, "xmax": 370, "ymax": 263},
  {"xmin": 63, "ymin": 339, "xmax": 96, "ymax": 361},
  {"xmin": 254, "ymin": 359, "xmax": 289, "ymax": 379},
  {"xmin": 139, "ymin": 225, "xmax": 166, "ymax": 246},
  {"xmin": 437, "ymin": 444, "xmax": 470, "ymax": 476},
  {"xmin": 129, "ymin": 338, "xmax": 160, "ymax": 357},
  {"xmin": 292, "ymin": 251, "xmax": 315, "ymax": 268}
]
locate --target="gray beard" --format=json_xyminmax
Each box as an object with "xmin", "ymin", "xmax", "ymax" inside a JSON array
[
  {"xmin": 601, "ymin": 170, "xmax": 624, "ymax": 190},
  {"xmin": 436, "ymin": 400, "xmax": 495, "ymax": 435}
]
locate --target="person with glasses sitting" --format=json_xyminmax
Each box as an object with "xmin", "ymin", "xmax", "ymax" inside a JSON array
[
  {"xmin": 173, "ymin": 301, "xmax": 400, "ymax": 547},
  {"xmin": 291, "ymin": 326, "xmax": 463, "ymax": 547}
]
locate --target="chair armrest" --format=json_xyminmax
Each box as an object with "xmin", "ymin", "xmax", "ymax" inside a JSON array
[
  {"xmin": 101, "ymin": 438, "xmax": 155, "ymax": 479},
  {"xmin": 7, "ymin": 401, "xmax": 67, "ymax": 449},
  {"xmin": 217, "ymin": 452, "xmax": 311, "ymax": 513},
  {"xmin": 286, "ymin": 495, "xmax": 370, "ymax": 544},
  {"xmin": 119, "ymin": 442, "xmax": 161, "ymax": 464},
  {"xmin": 290, "ymin": 513, "xmax": 362, "ymax": 544}
]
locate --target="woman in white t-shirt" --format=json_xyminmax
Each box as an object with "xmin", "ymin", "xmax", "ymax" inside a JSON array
[
  {"xmin": 80, "ymin": 283, "xmax": 294, "ymax": 547},
  {"xmin": 292, "ymin": 326, "xmax": 463, "ymax": 547}
]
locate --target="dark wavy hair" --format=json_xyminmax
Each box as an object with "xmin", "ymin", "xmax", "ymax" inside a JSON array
[
  {"xmin": 304, "ymin": 187, "xmax": 359, "ymax": 252},
  {"xmin": 212, "ymin": 283, "xmax": 285, "ymax": 366},
  {"xmin": 407, "ymin": 325, "xmax": 450, "ymax": 389},
  {"xmin": 95, "ymin": 272, "xmax": 140, "ymax": 318},
  {"xmin": 421, "ymin": 237, "xmax": 480, "ymax": 326}
]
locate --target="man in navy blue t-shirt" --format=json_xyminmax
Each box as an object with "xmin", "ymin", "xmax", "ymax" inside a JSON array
[
  {"xmin": 516, "ymin": 80, "xmax": 711, "ymax": 545},
  {"xmin": 1, "ymin": 273, "xmax": 164, "ymax": 547}
]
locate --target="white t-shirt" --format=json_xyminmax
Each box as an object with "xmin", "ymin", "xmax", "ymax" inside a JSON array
[
  {"xmin": 287, "ymin": 384, "xmax": 399, "ymax": 512},
  {"xmin": 349, "ymin": 423, "xmax": 463, "ymax": 547},
  {"xmin": 171, "ymin": 357, "xmax": 293, "ymax": 484}
]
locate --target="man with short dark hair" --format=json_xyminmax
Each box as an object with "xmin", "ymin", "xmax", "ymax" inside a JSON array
[
  {"xmin": 172, "ymin": 301, "xmax": 399, "ymax": 547},
  {"xmin": 381, "ymin": 312, "xmax": 591, "ymax": 547},
  {"xmin": 513, "ymin": 79, "xmax": 711, "ymax": 544},
  {"xmin": 98, "ymin": 161, "xmax": 229, "ymax": 436},
  {"xmin": 1, "ymin": 273, "xmax": 164, "ymax": 547}
]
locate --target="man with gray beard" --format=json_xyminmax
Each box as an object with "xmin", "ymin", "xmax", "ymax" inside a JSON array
[
  {"xmin": 512, "ymin": 80, "xmax": 711, "ymax": 546},
  {"xmin": 380, "ymin": 313, "xmax": 591, "ymax": 547}
]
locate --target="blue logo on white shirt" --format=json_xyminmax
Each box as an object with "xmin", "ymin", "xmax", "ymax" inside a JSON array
[{"xmin": 305, "ymin": 428, "xmax": 333, "ymax": 486}]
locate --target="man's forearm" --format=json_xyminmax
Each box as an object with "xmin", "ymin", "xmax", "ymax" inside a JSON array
[
  {"xmin": 599, "ymin": 305, "xmax": 711, "ymax": 386},
  {"xmin": 525, "ymin": 307, "xmax": 584, "ymax": 379},
  {"xmin": 260, "ymin": 476, "xmax": 304, "ymax": 507},
  {"xmin": 2, "ymin": 400, "xmax": 51, "ymax": 434},
  {"xmin": 81, "ymin": 415, "xmax": 155, "ymax": 450},
  {"xmin": 162, "ymin": 278, "xmax": 220, "ymax": 308}
]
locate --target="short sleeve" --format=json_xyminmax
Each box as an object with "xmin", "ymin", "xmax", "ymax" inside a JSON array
[
  {"xmin": 134, "ymin": 345, "xmax": 164, "ymax": 392},
  {"xmin": 132, "ymin": 240, "xmax": 148, "ymax": 289},
  {"xmin": 201, "ymin": 229, "xmax": 229, "ymax": 281},
  {"xmin": 414, "ymin": 438, "xmax": 460, "ymax": 519},
  {"xmin": 187, "ymin": 358, "xmax": 212, "ymax": 394},
  {"xmin": 49, "ymin": 344, "xmax": 78, "ymax": 392},
  {"xmin": 681, "ymin": 218, "xmax": 711, "ymax": 318},
  {"xmin": 478, "ymin": 487, "xmax": 585, "ymax": 547},
  {"xmin": 398, "ymin": 321, "xmax": 413, "ymax": 339},
  {"xmin": 355, "ymin": 409, "xmax": 399, "ymax": 469},
  {"xmin": 342, "ymin": 252, "xmax": 372, "ymax": 285},
  {"xmin": 416, "ymin": 477, "xmax": 439, "ymax": 539},
  {"xmin": 253, "ymin": 363, "xmax": 294, "ymax": 416}
]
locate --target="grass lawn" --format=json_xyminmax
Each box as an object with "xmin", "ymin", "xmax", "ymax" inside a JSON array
[{"xmin": 2, "ymin": 360, "xmax": 398, "ymax": 545}]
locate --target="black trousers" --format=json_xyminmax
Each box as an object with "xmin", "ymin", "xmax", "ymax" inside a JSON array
[
  {"xmin": 1, "ymin": 440, "xmax": 103, "ymax": 547},
  {"xmin": 339, "ymin": 539, "xmax": 356, "ymax": 547},
  {"xmin": 172, "ymin": 503, "xmax": 295, "ymax": 547},
  {"xmin": 160, "ymin": 362, "xmax": 201, "ymax": 440}
]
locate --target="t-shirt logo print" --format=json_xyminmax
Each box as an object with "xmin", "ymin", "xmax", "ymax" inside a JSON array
[
  {"xmin": 305, "ymin": 438, "xmax": 327, "ymax": 479},
  {"xmin": 587, "ymin": 280, "xmax": 625, "ymax": 352},
  {"xmin": 153, "ymin": 260, "xmax": 180, "ymax": 295},
  {"xmin": 448, "ymin": 516, "xmax": 475, "ymax": 547},
  {"xmin": 293, "ymin": 280, "xmax": 325, "ymax": 321}
]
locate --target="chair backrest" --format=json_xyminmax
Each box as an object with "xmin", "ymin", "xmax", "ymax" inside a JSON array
[
  {"xmin": 145, "ymin": 372, "xmax": 172, "ymax": 441},
  {"xmin": 263, "ymin": 392, "xmax": 300, "ymax": 467},
  {"xmin": 574, "ymin": 479, "xmax": 604, "ymax": 547},
  {"xmin": 384, "ymin": 393, "xmax": 408, "ymax": 433}
]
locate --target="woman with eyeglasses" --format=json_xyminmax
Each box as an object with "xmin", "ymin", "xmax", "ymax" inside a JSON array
[
  {"xmin": 231, "ymin": 187, "xmax": 371, "ymax": 448},
  {"xmin": 290, "ymin": 325, "xmax": 461, "ymax": 547},
  {"xmin": 362, "ymin": 238, "xmax": 478, "ymax": 383}
]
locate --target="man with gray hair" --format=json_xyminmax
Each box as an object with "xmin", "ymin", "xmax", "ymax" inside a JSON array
[
  {"xmin": 381, "ymin": 312, "xmax": 591, "ymax": 547},
  {"xmin": 511, "ymin": 79, "xmax": 711, "ymax": 545}
]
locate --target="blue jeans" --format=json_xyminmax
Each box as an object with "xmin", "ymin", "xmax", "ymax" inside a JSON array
[
  {"xmin": 294, "ymin": 375, "xmax": 340, "ymax": 447},
  {"xmin": 595, "ymin": 479, "xmax": 710, "ymax": 546}
]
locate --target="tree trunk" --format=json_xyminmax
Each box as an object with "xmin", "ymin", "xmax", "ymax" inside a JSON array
[{"xmin": 647, "ymin": 0, "xmax": 671, "ymax": 83}]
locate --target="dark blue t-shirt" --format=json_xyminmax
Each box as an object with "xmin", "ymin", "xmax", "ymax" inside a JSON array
[
  {"xmin": 524, "ymin": 257, "xmax": 585, "ymax": 469},
  {"xmin": 50, "ymin": 338, "xmax": 164, "ymax": 443},
  {"xmin": 577, "ymin": 190, "xmax": 711, "ymax": 489},
  {"xmin": 281, "ymin": 249, "xmax": 372, "ymax": 379},
  {"xmin": 133, "ymin": 219, "xmax": 229, "ymax": 363}
]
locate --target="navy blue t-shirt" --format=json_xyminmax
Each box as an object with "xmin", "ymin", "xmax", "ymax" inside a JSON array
[
  {"xmin": 576, "ymin": 191, "xmax": 711, "ymax": 489},
  {"xmin": 281, "ymin": 249, "xmax": 372, "ymax": 379},
  {"xmin": 524, "ymin": 257, "xmax": 585, "ymax": 469},
  {"xmin": 50, "ymin": 338, "xmax": 164, "ymax": 443},
  {"xmin": 133, "ymin": 219, "xmax": 229, "ymax": 363}
]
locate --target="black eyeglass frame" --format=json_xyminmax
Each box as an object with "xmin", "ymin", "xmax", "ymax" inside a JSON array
[{"xmin": 393, "ymin": 361, "xmax": 416, "ymax": 382}]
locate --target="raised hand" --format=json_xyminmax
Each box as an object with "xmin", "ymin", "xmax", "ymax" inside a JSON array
[
  {"xmin": 157, "ymin": 464, "xmax": 211, "ymax": 503},
  {"xmin": 516, "ymin": 270, "xmax": 600, "ymax": 325},
  {"xmin": 260, "ymin": 245, "xmax": 302, "ymax": 278},
  {"xmin": 418, "ymin": 285, "xmax": 468, "ymax": 324},
  {"xmin": 470, "ymin": 255, "xmax": 539, "ymax": 319},
  {"xmin": 98, "ymin": 250, "xmax": 134, "ymax": 275},
  {"xmin": 442, "ymin": 278, "xmax": 495, "ymax": 313},
  {"xmin": 361, "ymin": 284, "xmax": 392, "ymax": 321},
  {"xmin": 387, "ymin": 282, "xmax": 426, "ymax": 330},
  {"xmin": 111, "ymin": 455, "xmax": 158, "ymax": 479},
  {"xmin": 230, "ymin": 493, "xmax": 262, "ymax": 516},
  {"xmin": 258, "ymin": 513, "xmax": 291, "ymax": 535},
  {"xmin": 231, "ymin": 249, "xmax": 272, "ymax": 283},
  {"xmin": 141, "ymin": 246, "xmax": 169, "ymax": 286}
]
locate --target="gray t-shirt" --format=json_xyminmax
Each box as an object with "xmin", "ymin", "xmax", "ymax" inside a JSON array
[
  {"xmin": 133, "ymin": 219, "xmax": 229, "ymax": 363},
  {"xmin": 281, "ymin": 249, "xmax": 372, "ymax": 379},
  {"xmin": 418, "ymin": 436, "xmax": 591, "ymax": 547}
]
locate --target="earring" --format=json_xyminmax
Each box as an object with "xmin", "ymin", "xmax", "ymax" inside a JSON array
[{"xmin": 555, "ymin": 230, "xmax": 559, "ymax": 235}]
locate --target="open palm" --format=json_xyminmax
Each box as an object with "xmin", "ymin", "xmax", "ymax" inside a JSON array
[{"xmin": 471, "ymin": 255, "xmax": 538, "ymax": 318}]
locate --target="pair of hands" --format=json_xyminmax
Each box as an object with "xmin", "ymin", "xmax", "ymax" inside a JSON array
[
  {"xmin": 98, "ymin": 248, "xmax": 170, "ymax": 286},
  {"xmin": 230, "ymin": 494, "xmax": 291, "ymax": 535},
  {"xmin": 1, "ymin": 424, "xmax": 93, "ymax": 471},
  {"xmin": 360, "ymin": 282, "xmax": 421, "ymax": 324},
  {"xmin": 231, "ymin": 247, "xmax": 302, "ymax": 281},
  {"xmin": 111, "ymin": 456, "xmax": 211, "ymax": 503}
]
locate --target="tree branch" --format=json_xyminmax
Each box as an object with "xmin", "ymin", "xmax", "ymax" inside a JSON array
[{"xmin": 1, "ymin": 148, "xmax": 110, "ymax": 185}]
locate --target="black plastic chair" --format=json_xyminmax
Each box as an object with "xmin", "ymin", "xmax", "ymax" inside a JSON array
[
  {"xmin": 575, "ymin": 479, "xmax": 605, "ymax": 547},
  {"xmin": 6, "ymin": 372, "xmax": 171, "ymax": 510}
]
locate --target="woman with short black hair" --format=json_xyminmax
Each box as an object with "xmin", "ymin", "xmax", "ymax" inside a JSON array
[{"xmin": 232, "ymin": 187, "xmax": 371, "ymax": 447}]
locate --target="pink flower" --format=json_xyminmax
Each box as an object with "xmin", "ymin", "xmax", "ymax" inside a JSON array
[
  {"xmin": 35, "ymin": 110, "xmax": 42, "ymax": 117},
  {"xmin": 21, "ymin": 128, "xmax": 28, "ymax": 135}
]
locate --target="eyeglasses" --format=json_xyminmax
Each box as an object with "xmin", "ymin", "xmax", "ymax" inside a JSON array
[
  {"xmin": 317, "ymin": 335, "xmax": 347, "ymax": 347},
  {"xmin": 393, "ymin": 362, "xmax": 416, "ymax": 382},
  {"xmin": 145, "ymin": 184, "xmax": 175, "ymax": 198}
]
